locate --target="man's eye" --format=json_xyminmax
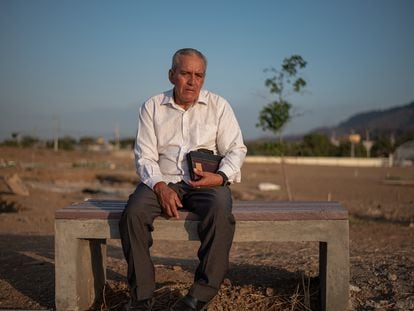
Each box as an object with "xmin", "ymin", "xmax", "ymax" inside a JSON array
[{"xmin": 179, "ymin": 71, "xmax": 204, "ymax": 79}]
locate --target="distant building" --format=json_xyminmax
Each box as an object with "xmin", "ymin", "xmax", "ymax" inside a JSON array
[
  {"xmin": 76, "ymin": 137, "xmax": 115, "ymax": 152},
  {"xmin": 394, "ymin": 140, "xmax": 414, "ymax": 166},
  {"xmin": 330, "ymin": 132, "xmax": 340, "ymax": 147}
]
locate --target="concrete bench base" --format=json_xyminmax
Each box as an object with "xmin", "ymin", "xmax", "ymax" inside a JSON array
[{"xmin": 55, "ymin": 200, "xmax": 349, "ymax": 311}]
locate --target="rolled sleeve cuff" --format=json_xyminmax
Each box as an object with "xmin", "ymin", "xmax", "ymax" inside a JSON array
[
  {"xmin": 218, "ymin": 166, "xmax": 241, "ymax": 183},
  {"xmin": 144, "ymin": 175, "xmax": 165, "ymax": 190}
]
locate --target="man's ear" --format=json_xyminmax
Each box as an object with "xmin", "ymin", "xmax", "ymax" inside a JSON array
[{"xmin": 168, "ymin": 69, "xmax": 175, "ymax": 84}]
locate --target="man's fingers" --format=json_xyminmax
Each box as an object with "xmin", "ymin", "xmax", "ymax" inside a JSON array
[
  {"xmin": 166, "ymin": 196, "xmax": 181, "ymax": 218},
  {"xmin": 165, "ymin": 206, "xmax": 173, "ymax": 218},
  {"xmin": 156, "ymin": 185, "xmax": 182, "ymax": 218},
  {"xmin": 163, "ymin": 204, "xmax": 178, "ymax": 219},
  {"xmin": 193, "ymin": 168, "xmax": 204, "ymax": 177},
  {"xmin": 189, "ymin": 180, "xmax": 202, "ymax": 187},
  {"xmin": 175, "ymin": 197, "xmax": 183, "ymax": 208},
  {"xmin": 169, "ymin": 204, "xmax": 179, "ymax": 219},
  {"xmin": 189, "ymin": 171, "xmax": 223, "ymax": 188}
]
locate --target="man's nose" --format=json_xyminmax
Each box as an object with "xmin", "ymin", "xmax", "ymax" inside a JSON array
[{"xmin": 187, "ymin": 74, "xmax": 195, "ymax": 85}]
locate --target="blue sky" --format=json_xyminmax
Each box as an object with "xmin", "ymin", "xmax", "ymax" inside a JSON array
[{"xmin": 1, "ymin": 0, "xmax": 413, "ymax": 141}]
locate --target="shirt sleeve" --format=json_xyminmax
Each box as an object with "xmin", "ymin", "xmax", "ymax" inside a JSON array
[
  {"xmin": 134, "ymin": 101, "xmax": 164, "ymax": 189},
  {"xmin": 216, "ymin": 99, "xmax": 247, "ymax": 183}
]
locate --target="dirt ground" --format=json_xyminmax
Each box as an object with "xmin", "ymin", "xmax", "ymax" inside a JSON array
[{"xmin": 0, "ymin": 146, "xmax": 413, "ymax": 310}]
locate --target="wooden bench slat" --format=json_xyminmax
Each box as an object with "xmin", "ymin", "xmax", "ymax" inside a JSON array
[
  {"xmin": 65, "ymin": 200, "xmax": 344, "ymax": 209},
  {"xmin": 78, "ymin": 199, "xmax": 343, "ymax": 207},
  {"xmin": 55, "ymin": 200, "xmax": 348, "ymax": 221}
]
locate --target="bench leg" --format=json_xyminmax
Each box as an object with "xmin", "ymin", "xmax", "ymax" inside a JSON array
[
  {"xmin": 319, "ymin": 234, "xmax": 349, "ymax": 311},
  {"xmin": 55, "ymin": 224, "xmax": 107, "ymax": 311}
]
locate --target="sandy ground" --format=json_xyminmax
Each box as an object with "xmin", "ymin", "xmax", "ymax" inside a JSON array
[{"xmin": 0, "ymin": 146, "xmax": 413, "ymax": 310}]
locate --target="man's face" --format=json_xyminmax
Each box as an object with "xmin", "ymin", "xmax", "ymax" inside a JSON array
[{"xmin": 169, "ymin": 54, "xmax": 206, "ymax": 107}]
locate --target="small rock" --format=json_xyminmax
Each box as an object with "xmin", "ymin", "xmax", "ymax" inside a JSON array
[
  {"xmin": 258, "ymin": 182, "xmax": 280, "ymax": 191},
  {"xmin": 154, "ymin": 264, "xmax": 165, "ymax": 268},
  {"xmin": 349, "ymin": 284, "xmax": 361, "ymax": 292},
  {"xmin": 4, "ymin": 174, "xmax": 29, "ymax": 196},
  {"xmin": 387, "ymin": 272, "xmax": 397, "ymax": 281},
  {"xmin": 265, "ymin": 287, "xmax": 274, "ymax": 296}
]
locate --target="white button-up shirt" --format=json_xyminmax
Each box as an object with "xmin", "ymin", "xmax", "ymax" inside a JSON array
[{"xmin": 134, "ymin": 89, "xmax": 247, "ymax": 189}]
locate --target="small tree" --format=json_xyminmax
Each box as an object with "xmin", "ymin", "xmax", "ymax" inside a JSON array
[
  {"xmin": 257, "ymin": 55, "xmax": 307, "ymax": 142},
  {"xmin": 257, "ymin": 55, "xmax": 307, "ymax": 200}
]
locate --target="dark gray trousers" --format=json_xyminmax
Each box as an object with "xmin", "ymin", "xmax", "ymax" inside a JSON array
[{"xmin": 119, "ymin": 181, "xmax": 235, "ymax": 302}]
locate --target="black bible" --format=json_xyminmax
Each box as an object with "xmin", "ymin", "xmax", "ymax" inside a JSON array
[{"xmin": 186, "ymin": 149, "xmax": 223, "ymax": 181}]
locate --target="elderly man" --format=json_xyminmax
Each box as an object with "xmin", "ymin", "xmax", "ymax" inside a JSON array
[{"xmin": 119, "ymin": 48, "xmax": 247, "ymax": 311}]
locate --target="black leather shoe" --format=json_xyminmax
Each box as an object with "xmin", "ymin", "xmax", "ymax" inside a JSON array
[
  {"xmin": 124, "ymin": 298, "xmax": 153, "ymax": 311},
  {"xmin": 170, "ymin": 295, "xmax": 208, "ymax": 311}
]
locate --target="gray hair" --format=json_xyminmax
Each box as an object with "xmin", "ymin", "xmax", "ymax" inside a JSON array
[{"xmin": 171, "ymin": 48, "xmax": 207, "ymax": 71}]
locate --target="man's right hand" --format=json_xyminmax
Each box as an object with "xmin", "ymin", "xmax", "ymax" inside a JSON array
[{"xmin": 153, "ymin": 182, "xmax": 183, "ymax": 219}]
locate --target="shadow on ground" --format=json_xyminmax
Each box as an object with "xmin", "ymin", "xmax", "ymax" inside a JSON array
[{"xmin": 0, "ymin": 235, "xmax": 320, "ymax": 310}]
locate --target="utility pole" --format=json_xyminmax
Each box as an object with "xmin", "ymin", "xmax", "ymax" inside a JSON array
[
  {"xmin": 53, "ymin": 115, "xmax": 60, "ymax": 152},
  {"xmin": 389, "ymin": 133, "xmax": 395, "ymax": 167},
  {"xmin": 114, "ymin": 125, "xmax": 120, "ymax": 150}
]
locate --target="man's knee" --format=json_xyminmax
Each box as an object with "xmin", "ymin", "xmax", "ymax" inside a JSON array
[
  {"xmin": 209, "ymin": 186, "xmax": 232, "ymax": 212},
  {"xmin": 205, "ymin": 202, "xmax": 231, "ymax": 220},
  {"xmin": 120, "ymin": 183, "xmax": 159, "ymax": 227},
  {"xmin": 198, "ymin": 187, "xmax": 233, "ymax": 227}
]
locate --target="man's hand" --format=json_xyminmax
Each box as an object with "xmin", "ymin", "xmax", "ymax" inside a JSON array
[
  {"xmin": 153, "ymin": 182, "xmax": 182, "ymax": 219},
  {"xmin": 188, "ymin": 169, "xmax": 223, "ymax": 188}
]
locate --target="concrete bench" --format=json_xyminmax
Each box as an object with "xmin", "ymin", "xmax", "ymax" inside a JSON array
[{"xmin": 55, "ymin": 200, "xmax": 349, "ymax": 311}]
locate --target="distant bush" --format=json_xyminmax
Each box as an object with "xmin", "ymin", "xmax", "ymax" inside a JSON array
[
  {"xmin": 296, "ymin": 133, "xmax": 339, "ymax": 156},
  {"xmin": 45, "ymin": 136, "xmax": 77, "ymax": 150},
  {"xmin": 109, "ymin": 138, "xmax": 135, "ymax": 149},
  {"xmin": 246, "ymin": 141, "xmax": 287, "ymax": 156},
  {"xmin": 246, "ymin": 134, "xmax": 371, "ymax": 157},
  {"xmin": 0, "ymin": 140, "xmax": 19, "ymax": 147},
  {"xmin": 0, "ymin": 135, "xmax": 39, "ymax": 148},
  {"xmin": 79, "ymin": 136, "xmax": 96, "ymax": 145}
]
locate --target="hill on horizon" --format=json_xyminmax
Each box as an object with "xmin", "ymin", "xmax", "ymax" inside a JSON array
[
  {"xmin": 247, "ymin": 101, "xmax": 414, "ymax": 143},
  {"xmin": 310, "ymin": 101, "xmax": 414, "ymax": 139}
]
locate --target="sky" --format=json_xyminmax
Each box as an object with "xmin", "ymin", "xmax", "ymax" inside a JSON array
[{"xmin": 1, "ymin": 0, "xmax": 413, "ymax": 142}]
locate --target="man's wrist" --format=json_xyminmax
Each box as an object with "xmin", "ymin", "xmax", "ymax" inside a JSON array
[
  {"xmin": 153, "ymin": 181, "xmax": 167, "ymax": 194},
  {"xmin": 217, "ymin": 171, "xmax": 229, "ymax": 186}
]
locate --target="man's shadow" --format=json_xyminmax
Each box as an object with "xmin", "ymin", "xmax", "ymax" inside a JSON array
[
  {"xmin": 107, "ymin": 242, "xmax": 320, "ymax": 301},
  {"xmin": 0, "ymin": 235, "xmax": 319, "ymax": 310}
]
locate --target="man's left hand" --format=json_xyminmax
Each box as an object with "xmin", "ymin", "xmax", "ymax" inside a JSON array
[{"xmin": 188, "ymin": 169, "xmax": 223, "ymax": 188}]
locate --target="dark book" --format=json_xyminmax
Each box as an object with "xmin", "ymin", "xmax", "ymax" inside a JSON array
[{"xmin": 186, "ymin": 149, "xmax": 223, "ymax": 181}]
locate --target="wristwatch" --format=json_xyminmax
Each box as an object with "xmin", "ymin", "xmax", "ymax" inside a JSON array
[{"xmin": 217, "ymin": 171, "xmax": 230, "ymax": 186}]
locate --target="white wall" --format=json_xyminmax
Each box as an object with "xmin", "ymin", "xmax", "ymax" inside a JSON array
[{"xmin": 244, "ymin": 156, "xmax": 391, "ymax": 167}]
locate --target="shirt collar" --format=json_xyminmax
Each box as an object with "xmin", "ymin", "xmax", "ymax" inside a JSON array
[{"xmin": 161, "ymin": 89, "xmax": 208, "ymax": 106}]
